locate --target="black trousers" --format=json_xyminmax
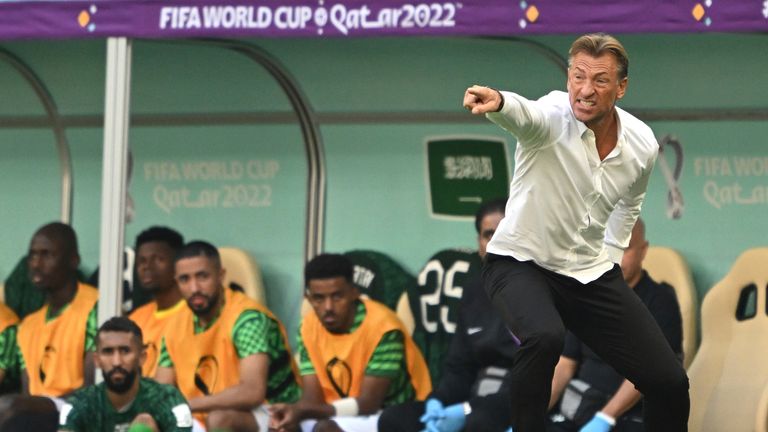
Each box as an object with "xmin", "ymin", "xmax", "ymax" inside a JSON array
[{"xmin": 483, "ymin": 254, "xmax": 689, "ymax": 432}]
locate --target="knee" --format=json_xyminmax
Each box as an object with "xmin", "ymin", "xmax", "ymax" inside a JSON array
[
  {"xmin": 132, "ymin": 413, "xmax": 158, "ymax": 429},
  {"xmin": 378, "ymin": 406, "xmax": 402, "ymax": 431},
  {"xmin": 466, "ymin": 413, "xmax": 508, "ymax": 432},
  {"xmin": 313, "ymin": 419, "xmax": 342, "ymax": 432},
  {"xmin": 206, "ymin": 409, "xmax": 236, "ymax": 429},
  {"xmin": 641, "ymin": 363, "xmax": 689, "ymax": 397},
  {"xmin": 524, "ymin": 328, "xmax": 565, "ymax": 362},
  {"xmin": 378, "ymin": 401, "xmax": 423, "ymax": 432}
]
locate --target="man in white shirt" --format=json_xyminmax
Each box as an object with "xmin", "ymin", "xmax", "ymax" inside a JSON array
[{"xmin": 462, "ymin": 33, "xmax": 688, "ymax": 432}]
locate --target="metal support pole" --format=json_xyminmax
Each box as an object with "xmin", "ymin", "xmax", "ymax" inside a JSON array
[{"xmin": 97, "ymin": 37, "xmax": 132, "ymax": 324}]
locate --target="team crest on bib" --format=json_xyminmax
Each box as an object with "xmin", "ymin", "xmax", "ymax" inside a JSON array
[{"xmin": 194, "ymin": 355, "xmax": 219, "ymax": 395}]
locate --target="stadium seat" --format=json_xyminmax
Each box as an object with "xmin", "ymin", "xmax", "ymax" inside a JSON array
[
  {"xmin": 644, "ymin": 246, "xmax": 698, "ymax": 368},
  {"xmin": 218, "ymin": 247, "xmax": 266, "ymax": 305},
  {"xmin": 687, "ymin": 247, "xmax": 768, "ymax": 432},
  {"xmin": 756, "ymin": 381, "xmax": 768, "ymax": 432}
]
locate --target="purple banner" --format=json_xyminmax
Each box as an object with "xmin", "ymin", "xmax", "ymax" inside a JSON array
[{"xmin": 0, "ymin": 0, "xmax": 766, "ymax": 40}]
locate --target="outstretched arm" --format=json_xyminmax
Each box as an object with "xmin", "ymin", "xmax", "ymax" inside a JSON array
[{"xmin": 463, "ymin": 85, "xmax": 503, "ymax": 114}]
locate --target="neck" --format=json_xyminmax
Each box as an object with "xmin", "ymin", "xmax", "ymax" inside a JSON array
[
  {"xmin": 107, "ymin": 379, "xmax": 140, "ymax": 412},
  {"xmin": 47, "ymin": 279, "xmax": 78, "ymax": 313},
  {"xmin": 154, "ymin": 285, "xmax": 183, "ymax": 310},
  {"xmin": 588, "ymin": 109, "xmax": 618, "ymax": 160}
]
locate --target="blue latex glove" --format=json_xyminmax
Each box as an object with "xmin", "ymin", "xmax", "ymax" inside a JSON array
[
  {"xmin": 580, "ymin": 414, "xmax": 612, "ymax": 432},
  {"xmin": 420, "ymin": 398, "xmax": 444, "ymax": 424},
  {"xmin": 432, "ymin": 403, "xmax": 467, "ymax": 432}
]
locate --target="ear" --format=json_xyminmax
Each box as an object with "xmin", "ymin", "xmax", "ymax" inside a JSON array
[
  {"xmin": 70, "ymin": 253, "xmax": 81, "ymax": 271},
  {"xmin": 139, "ymin": 343, "xmax": 147, "ymax": 367},
  {"xmin": 92, "ymin": 350, "xmax": 102, "ymax": 370},
  {"xmin": 350, "ymin": 283, "xmax": 361, "ymax": 300},
  {"xmin": 616, "ymin": 77, "xmax": 628, "ymax": 100}
]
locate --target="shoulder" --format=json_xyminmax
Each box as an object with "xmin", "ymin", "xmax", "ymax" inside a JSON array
[
  {"xmin": 539, "ymin": 90, "xmax": 569, "ymax": 106},
  {"xmin": 617, "ymin": 107, "xmax": 658, "ymax": 155},
  {"xmin": 67, "ymin": 383, "xmax": 102, "ymax": 406},
  {"xmin": 637, "ymin": 274, "xmax": 680, "ymax": 307},
  {"xmin": 0, "ymin": 303, "xmax": 19, "ymax": 324},
  {"xmin": 78, "ymin": 283, "xmax": 100, "ymax": 299},
  {"xmin": 129, "ymin": 302, "xmax": 155, "ymax": 320},
  {"xmin": 18, "ymin": 306, "xmax": 46, "ymax": 331},
  {"xmin": 141, "ymin": 377, "xmax": 183, "ymax": 398},
  {"xmin": 234, "ymin": 307, "xmax": 276, "ymax": 329},
  {"xmin": 362, "ymin": 299, "xmax": 397, "ymax": 322}
]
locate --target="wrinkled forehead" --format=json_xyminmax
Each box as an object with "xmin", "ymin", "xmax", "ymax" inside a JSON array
[{"xmin": 569, "ymin": 52, "xmax": 620, "ymax": 74}]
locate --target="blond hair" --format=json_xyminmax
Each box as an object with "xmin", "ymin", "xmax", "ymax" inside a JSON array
[{"xmin": 569, "ymin": 33, "xmax": 629, "ymax": 79}]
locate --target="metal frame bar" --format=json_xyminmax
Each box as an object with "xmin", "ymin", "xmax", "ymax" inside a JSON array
[
  {"xmin": 97, "ymin": 37, "xmax": 132, "ymax": 323},
  {"xmin": 0, "ymin": 47, "xmax": 73, "ymax": 223}
]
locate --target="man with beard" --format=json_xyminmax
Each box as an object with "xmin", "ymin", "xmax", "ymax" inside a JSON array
[
  {"xmin": 128, "ymin": 227, "xmax": 185, "ymax": 378},
  {"xmin": 269, "ymin": 254, "xmax": 431, "ymax": 432},
  {"xmin": 16, "ymin": 222, "xmax": 97, "ymax": 401},
  {"xmin": 58, "ymin": 316, "xmax": 192, "ymax": 432},
  {"xmin": 156, "ymin": 241, "xmax": 300, "ymax": 432}
]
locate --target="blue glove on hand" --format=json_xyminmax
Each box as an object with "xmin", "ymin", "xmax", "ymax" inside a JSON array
[
  {"xmin": 580, "ymin": 413, "xmax": 613, "ymax": 432},
  {"xmin": 431, "ymin": 403, "xmax": 467, "ymax": 432},
  {"xmin": 420, "ymin": 398, "xmax": 444, "ymax": 424}
]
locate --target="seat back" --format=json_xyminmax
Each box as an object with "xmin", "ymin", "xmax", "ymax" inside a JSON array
[
  {"xmin": 218, "ymin": 247, "xmax": 266, "ymax": 305},
  {"xmin": 408, "ymin": 248, "xmax": 482, "ymax": 384},
  {"xmin": 644, "ymin": 246, "xmax": 698, "ymax": 368},
  {"xmin": 688, "ymin": 247, "xmax": 768, "ymax": 432}
]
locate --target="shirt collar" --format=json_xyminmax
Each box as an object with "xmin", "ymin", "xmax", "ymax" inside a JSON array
[{"xmin": 573, "ymin": 106, "xmax": 626, "ymax": 160}]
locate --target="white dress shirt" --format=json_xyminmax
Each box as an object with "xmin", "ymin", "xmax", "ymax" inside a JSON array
[{"xmin": 485, "ymin": 90, "xmax": 658, "ymax": 284}]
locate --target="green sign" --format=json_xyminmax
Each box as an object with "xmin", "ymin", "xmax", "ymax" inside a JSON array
[{"xmin": 426, "ymin": 136, "xmax": 510, "ymax": 218}]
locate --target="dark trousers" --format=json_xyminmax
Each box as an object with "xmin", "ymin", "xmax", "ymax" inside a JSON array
[
  {"xmin": 378, "ymin": 400, "xmax": 512, "ymax": 432},
  {"xmin": 483, "ymin": 254, "xmax": 689, "ymax": 432}
]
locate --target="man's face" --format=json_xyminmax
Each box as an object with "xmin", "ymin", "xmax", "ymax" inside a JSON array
[
  {"xmin": 95, "ymin": 331, "xmax": 144, "ymax": 394},
  {"xmin": 567, "ymin": 52, "xmax": 627, "ymax": 129},
  {"xmin": 306, "ymin": 277, "xmax": 359, "ymax": 334},
  {"xmin": 27, "ymin": 233, "xmax": 76, "ymax": 292},
  {"xmin": 477, "ymin": 211, "xmax": 504, "ymax": 259},
  {"xmin": 175, "ymin": 256, "xmax": 224, "ymax": 317},
  {"xmin": 136, "ymin": 241, "xmax": 177, "ymax": 293}
]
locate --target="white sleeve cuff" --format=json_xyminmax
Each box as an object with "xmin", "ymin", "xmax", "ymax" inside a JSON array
[
  {"xmin": 596, "ymin": 411, "xmax": 617, "ymax": 426},
  {"xmin": 606, "ymin": 244, "xmax": 624, "ymax": 264}
]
